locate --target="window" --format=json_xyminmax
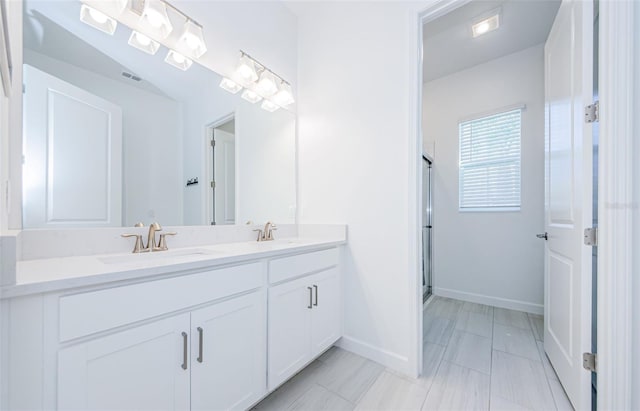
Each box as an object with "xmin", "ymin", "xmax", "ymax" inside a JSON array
[{"xmin": 459, "ymin": 108, "xmax": 522, "ymax": 211}]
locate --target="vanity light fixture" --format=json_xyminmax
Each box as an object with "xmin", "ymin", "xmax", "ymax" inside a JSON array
[
  {"xmin": 178, "ymin": 20, "xmax": 207, "ymax": 58},
  {"xmin": 128, "ymin": 31, "xmax": 160, "ymax": 55},
  {"xmin": 241, "ymin": 89, "xmax": 263, "ymax": 104},
  {"xmin": 140, "ymin": 0, "xmax": 173, "ymax": 39},
  {"xmin": 261, "ymin": 99, "xmax": 280, "ymax": 113},
  {"xmin": 219, "ymin": 50, "xmax": 295, "ymax": 112},
  {"xmin": 80, "ymin": 4, "xmax": 118, "ymax": 35},
  {"xmin": 472, "ymin": 10, "xmax": 500, "ymax": 38},
  {"xmin": 165, "ymin": 49, "xmax": 192, "ymax": 70},
  {"xmin": 219, "ymin": 77, "xmax": 243, "ymax": 94}
]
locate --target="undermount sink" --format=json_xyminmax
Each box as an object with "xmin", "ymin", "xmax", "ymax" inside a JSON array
[{"xmin": 99, "ymin": 248, "xmax": 222, "ymax": 265}]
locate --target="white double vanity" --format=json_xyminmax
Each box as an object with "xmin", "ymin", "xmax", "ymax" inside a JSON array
[
  {"xmin": 0, "ymin": 0, "xmax": 341, "ymax": 409},
  {"xmin": 1, "ymin": 225, "xmax": 346, "ymax": 410}
]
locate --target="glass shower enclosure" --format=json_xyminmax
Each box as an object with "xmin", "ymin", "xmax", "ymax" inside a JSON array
[{"xmin": 422, "ymin": 156, "xmax": 433, "ymax": 302}]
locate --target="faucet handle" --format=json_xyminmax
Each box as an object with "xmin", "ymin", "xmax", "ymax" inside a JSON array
[
  {"xmin": 156, "ymin": 232, "xmax": 177, "ymax": 251},
  {"xmin": 121, "ymin": 234, "xmax": 147, "ymax": 253},
  {"xmin": 134, "ymin": 222, "xmax": 144, "ymax": 227},
  {"xmin": 253, "ymin": 229, "xmax": 264, "ymax": 242}
]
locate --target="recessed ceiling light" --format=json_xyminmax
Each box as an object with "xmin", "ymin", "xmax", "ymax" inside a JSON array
[{"xmin": 472, "ymin": 13, "xmax": 500, "ymax": 38}]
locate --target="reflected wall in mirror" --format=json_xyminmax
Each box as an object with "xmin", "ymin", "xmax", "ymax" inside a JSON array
[{"xmin": 21, "ymin": 0, "xmax": 296, "ymax": 229}]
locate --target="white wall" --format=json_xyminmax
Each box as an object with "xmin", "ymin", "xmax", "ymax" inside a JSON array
[
  {"xmin": 423, "ymin": 45, "xmax": 545, "ymax": 313},
  {"xmin": 294, "ymin": 1, "xmax": 427, "ymax": 375},
  {"xmin": 23, "ymin": 50, "xmax": 183, "ymax": 227}
]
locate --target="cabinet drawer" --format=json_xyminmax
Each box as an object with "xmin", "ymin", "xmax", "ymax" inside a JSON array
[
  {"xmin": 268, "ymin": 248, "xmax": 339, "ymax": 284},
  {"xmin": 59, "ymin": 263, "xmax": 262, "ymax": 342}
]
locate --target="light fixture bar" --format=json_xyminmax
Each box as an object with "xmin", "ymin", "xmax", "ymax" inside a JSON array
[{"xmin": 238, "ymin": 50, "xmax": 291, "ymax": 88}]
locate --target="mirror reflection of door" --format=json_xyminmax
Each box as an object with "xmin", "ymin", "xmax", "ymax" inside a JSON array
[{"xmin": 210, "ymin": 119, "xmax": 236, "ymax": 225}]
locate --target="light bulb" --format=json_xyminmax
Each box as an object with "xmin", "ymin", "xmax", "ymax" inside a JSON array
[
  {"xmin": 89, "ymin": 8, "xmax": 108, "ymax": 24},
  {"xmin": 241, "ymin": 89, "xmax": 262, "ymax": 104},
  {"xmin": 184, "ymin": 33, "xmax": 200, "ymax": 50},
  {"xmin": 172, "ymin": 52, "xmax": 185, "ymax": 64},
  {"xmin": 135, "ymin": 32, "xmax": 151, "ymax": 46},
  {"xmin": 475, "ymin": 22, "xmax": 490, "ymax": 34},
  {"xmin": 256, "ymin": 71, "xmax": 278, "ymax": 97},
  {"xmin": 261, "ymin": 99, "xmax": 280, "ymax": 112},
  {"xmin": 145, "ymin": 9, "xmax": 164, "ymax": 28}
]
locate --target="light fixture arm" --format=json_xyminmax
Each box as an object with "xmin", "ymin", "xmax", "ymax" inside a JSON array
[{"xmin": 239, "ymin": 50, "xmax": 290, "ymax": 87}]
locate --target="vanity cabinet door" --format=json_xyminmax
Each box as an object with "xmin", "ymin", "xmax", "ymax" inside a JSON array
[
  {"xmin": 310, "ymin": 267, "xmax": 342, "ymax": 356},
  {"xmin": 57, "ymin": 313, "xmax": 190, "ymax": 410},
  {"xmin": 268, "ymin": 276, "xmax": 313, "ymax": 390},
  {"xmin": 190, "ymin": 291, "xmax": 266, "ymax": 411}
]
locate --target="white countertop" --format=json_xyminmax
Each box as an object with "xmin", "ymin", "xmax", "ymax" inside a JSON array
[{"xmin": 1, "ymin": 237, "xmax": 345, "ymax": 299}]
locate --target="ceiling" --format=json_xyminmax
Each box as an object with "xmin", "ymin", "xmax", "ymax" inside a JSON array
[{"xmin": 423, "ymin": 0, "xmax": 561, "ymax": 82}]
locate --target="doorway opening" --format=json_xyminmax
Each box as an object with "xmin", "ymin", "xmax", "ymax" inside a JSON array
[{"xmin": 207, "ymin": 116, "xmax": 236, "ymax": 226}]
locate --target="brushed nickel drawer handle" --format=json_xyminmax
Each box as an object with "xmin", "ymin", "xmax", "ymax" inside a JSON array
[
  {"xmin": 197, "ymin": 327, "xmax": 203, "ymax": 363},
  {"xmin": 307, "ymin": 287, "xmax": 313, "ymax": 309},
  {"xmin": 313, "ymin": 285, "xmax": 318, "ymax": 306},
  {"xmin": 181, "ymin": 332, "xmax": 188, "ymax": 370}
]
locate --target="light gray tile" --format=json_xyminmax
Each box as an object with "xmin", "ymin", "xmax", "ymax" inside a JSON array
[
  {"xmin": 490, "ymin": 350, "xmax": 556, "ymax": 410},
  {"xmin": 455, "ymin": 310, "xmax": 493, "ymax": 339},
  {"xmin": 426, "ymin": 297, "xmax": 462, "ymax": 320},
  {"xmin": 253, "ymin": 361, "xmax": 326, "ymax": 410},
  {"xmin": 493, "ymin": 323, "xmax": 539, "ymax": 361},
  {"xmin": 494, "ymin": 308, "xmax": 530, "ymax": 329},
  {"xmin": 444, "ymin": 331, "xmax": 492, "ymax": 374},
  {"xmin": 355, "ymin": 371, "xmax": 429, "ymax": 411},
  {"xmin": 528, "ymin": 313, "xmax": 544, "ymax": 342},
  {"xmin": 424, "ymin": 315, "xmax": 455, "ymax": 346},
  {"xmin": 489, "ymin": 394, "xmax": 529, "ymax": 411},
  {"xmin": 462, "ymin": 301, "xmax": 494, "ymax": 316},
  {"xmin": 549, "ymin": 378, "xmax": 574, "ymax": 411},
  {"xmin": 316, "ymin": 349, "xmax": 384, "ymax": 403},
  {"xmin": 422, "ymin": 361, "xmax": 490, "ymax": 411},
  {"xmin": 419, "ymin": 342, "xmax": 446, "ymax": 388},
  {"xmin": 536, "ymin": 341, "xmax": 559, "ymax": 381},
  {"xmin": 287, "ymin": 385, "xmax": 354, "ymax": 411}
]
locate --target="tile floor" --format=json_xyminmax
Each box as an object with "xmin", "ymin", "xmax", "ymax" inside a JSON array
[{"xmin": 252, "ymin": 296, "xmax": 574, "ymax": 411}]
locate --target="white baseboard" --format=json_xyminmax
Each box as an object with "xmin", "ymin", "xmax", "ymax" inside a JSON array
[
  {"xmin": 336, "ymin": 335, "xmax": 410, "ymax": 374},
  {"xmin": 434, "ymin": 287, "xmax": 544, "ymax": 315}
]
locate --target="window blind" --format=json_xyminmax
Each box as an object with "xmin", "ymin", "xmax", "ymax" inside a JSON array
[{"xmin": 459, "ymin": 109, "xmax": 522, "ymax": 210}]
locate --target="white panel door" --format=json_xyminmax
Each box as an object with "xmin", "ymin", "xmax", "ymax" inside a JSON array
[
  {"xmin": 310, "ymin": 267, "xmax": 341, "ymax": 356},
  {"xmin": 213, "ymin": 129, "xmax": 235, "ymax": 225},
  {"xmin": 190, "ymin": 291, "xmax": 267, "ymax": 411},
  {"xmin": 543, "ymin": 0, "xmax": 593, "ymax": 409},
  {"xmin": 268, "ymin": 276, "xmax": 313, "ymax": 390},
  {"xmin": 57, "ymin": 314, "xmax": 190, "ymax": 410},
  {"xmin": 23, "ymin": 64, "xmax": 122, "ymax": 228}
]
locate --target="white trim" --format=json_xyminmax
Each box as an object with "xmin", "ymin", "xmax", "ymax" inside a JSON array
[
  {"xmin": 597, "ymin": 0, "xmax": 635, "ymax": 409},
  {"xmin": 434, "ymin": 287, "xmax": 543, "ymax": 315},
  {"xmin": 336, "ymin": 336, "xmax": 410, "ymax": 374}
]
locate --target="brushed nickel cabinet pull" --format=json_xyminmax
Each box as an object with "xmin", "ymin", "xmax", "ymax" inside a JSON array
[
  {"xmin": 197, "ymin": 327, "xmax": 204, "ymax": 363},
  {"xmin": 313, "ymin": 285, "xmax": 318, "ymax": 306},
  {"xmin": 307, "ymin": 287, "xmax": 313, "ymax": 309},
  {"xmin": 181, "ymin": 332, "xmax": 188, "ymax": 370}
]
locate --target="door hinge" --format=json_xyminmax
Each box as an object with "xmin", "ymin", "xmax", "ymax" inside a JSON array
[
  {"xmin": 210, "ymin": 181, "xmax": 215, "ymax": 189},
  {"xmin": 584, "ymin": 227, "xmax": 597, "ymax": 246},
  {"xmin": 210, "ymin": 139, "xmax": 215, "ymax": 147},
  {"xmin": 585, "ymin": 101, "xmax": 599, "ymax": 123},
  {"xmin": 583, "ymin": 352, "xmax": 597, "ymax": 372}
]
